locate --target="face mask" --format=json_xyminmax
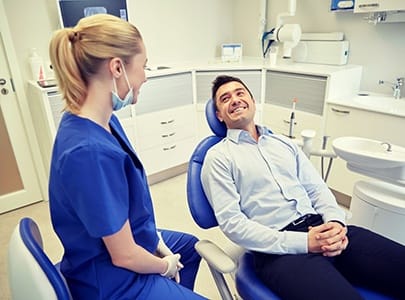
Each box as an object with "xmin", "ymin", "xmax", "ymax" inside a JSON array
[{"xmin": 111, "ymin": 62, "xmax": 134, "ymax": 111}]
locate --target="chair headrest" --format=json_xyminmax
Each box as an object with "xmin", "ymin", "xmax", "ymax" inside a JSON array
[{"xmin": 205, "ymin": 98, "xmax": 227, "ymax": 137}]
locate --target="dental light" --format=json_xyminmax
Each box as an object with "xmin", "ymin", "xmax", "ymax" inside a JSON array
[{"xmin": 261, "ymin": 0, "xmax": 302, "ymax": 59}]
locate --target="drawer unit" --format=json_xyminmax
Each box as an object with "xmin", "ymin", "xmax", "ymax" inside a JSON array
[{"xmin": 136, "ymin": 105, "xmax": 195, "ymax": 152}]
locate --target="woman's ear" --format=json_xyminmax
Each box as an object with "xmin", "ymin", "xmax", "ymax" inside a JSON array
[{"xmin": 109, "ymin": 57, "xmax": 122, "ymax": 78}]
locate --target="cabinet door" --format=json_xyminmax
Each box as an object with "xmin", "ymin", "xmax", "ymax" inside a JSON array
[
  {"xmin": 265, "ymin": 71, "xmax": 327, "ymax": 116},
  {"xmin": 139, "ymin": 137, "xmax": 196, "ymax": 176},
  {"xmin": 325, "ymin": 104, "xmax": 405, "ymax": 195},
  {"xmin": 136, "ymin": 72, "xmax": 193, "ymax": 115}
]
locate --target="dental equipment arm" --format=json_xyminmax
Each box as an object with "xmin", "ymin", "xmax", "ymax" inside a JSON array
[{"xmin": 261, "ymin": 0, "xmax": 302, "ymax": 58}]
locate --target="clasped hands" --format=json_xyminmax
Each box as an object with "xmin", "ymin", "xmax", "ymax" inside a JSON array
[
  {"xmin": 156, "ymin": 232, "xmax": 184, "ymax": 282},
  {"xmin": 308, "ymin": 221, "xmax": 349, "ymax": 257}
]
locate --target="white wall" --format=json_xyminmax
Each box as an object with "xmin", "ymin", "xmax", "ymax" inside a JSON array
[
  {"xmin": 129, "ymin": 0, "xmax": 234, "ymax": 66},
  {"xmin": 3, "ymin": 0, "xmax": 405, "ymax": 94},
  {"xmin": 3, "ymin": 0, "xmax": 233, "ymax": 82},
  {"xmin": 234, "ymin": 0, "xmax": 405, "ymax": 94}
]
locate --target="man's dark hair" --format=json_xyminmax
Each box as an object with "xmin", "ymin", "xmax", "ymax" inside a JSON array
[{"xmin": 211, "ymin": 75, "xmax": 253, "ymax": 109}]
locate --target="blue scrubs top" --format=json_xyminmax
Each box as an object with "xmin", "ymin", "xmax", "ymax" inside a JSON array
[{"xmin": 49, "ymin": 112, "xmax": 159, "ymax": 299}]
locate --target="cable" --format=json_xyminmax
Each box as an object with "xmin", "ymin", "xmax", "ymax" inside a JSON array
[{"xmin": 261, "ymin": 28, "xmax": 275, "ymax": 58}]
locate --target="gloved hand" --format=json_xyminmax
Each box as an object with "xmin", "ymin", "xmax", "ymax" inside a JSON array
[
  {"xmin": 156, "ymin": 231, "xmax": 184, "ymax": 283},
  {"xmin": 161, "ymin": 254, "xmax": 182, "ymax": 281}
]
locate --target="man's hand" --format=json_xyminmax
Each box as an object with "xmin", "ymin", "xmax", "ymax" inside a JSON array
[{"xmin": 308, "ymin": 222, "xmax": 348, "ymax": 257}]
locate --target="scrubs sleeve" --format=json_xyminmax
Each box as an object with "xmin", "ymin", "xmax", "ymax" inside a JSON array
[{"xmin": 59, "ymin": 145, "xmax": 129, "ymax": 238}]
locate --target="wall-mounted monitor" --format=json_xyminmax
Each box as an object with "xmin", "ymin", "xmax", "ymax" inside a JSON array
[{"xmin": 57, "ymin": 0, "xmax": 128, "ymax": 28}]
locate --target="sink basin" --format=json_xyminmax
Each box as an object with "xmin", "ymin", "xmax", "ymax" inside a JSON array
[{"xmin": 333, "ymin": 136, "xmax": 405, "ymax": 169}]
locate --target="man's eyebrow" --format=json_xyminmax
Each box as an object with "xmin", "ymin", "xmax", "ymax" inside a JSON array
[{"xmin": 218, "ymin": 87, "xmax": 245, "ymax": 100}]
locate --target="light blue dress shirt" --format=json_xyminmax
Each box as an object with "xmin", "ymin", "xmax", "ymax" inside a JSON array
[{"xmin": 201, "ymin": 125, "xmax": 346, "ymax": 255}]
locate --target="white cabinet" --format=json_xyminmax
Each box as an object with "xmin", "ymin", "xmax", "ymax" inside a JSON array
[
  {"xmin": 135, "ymin": 72, "xmax": 196, "ymax": 176},
  {"xmin": 324, "ymin": 103, "xmax": 405, "ymax": 196},
  {"xmin": 263, "ymin": 71, "xmax": 327, "ymax": 150},
  {"xmin": 136, "ymin": 105, "xmax": 196, "ymax": 175},
  {"xmin": 27, "ymin": 81, "xmax": 64, "ymax": 176},
  {"xmin": 354, "ymin": 0, "xmax": 405, "ymax": 13}
]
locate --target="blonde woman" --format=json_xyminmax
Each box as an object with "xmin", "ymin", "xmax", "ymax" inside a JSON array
[{"xmin": 49, "ymin": 14, "xmax": 206, "ymax": 299}]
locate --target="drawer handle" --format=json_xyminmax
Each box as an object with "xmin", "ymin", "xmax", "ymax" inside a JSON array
[
  {"xmin": 331, "ymin": 107, "xmax": 350, "ymax": 114},
  {"xmin": 163, "ymin": 145, "xmax": 176, "ymax": 151},
  {"xmin": 283, "ymin": 119, "xmax": 297, "ymax": 125},
  {"xmin": 160, "ymin": 119, "xmax": 175, "ymax": 125},
  {"xmin": 161, "ymin": 132, "xmax": 176, "ymax": 138}
]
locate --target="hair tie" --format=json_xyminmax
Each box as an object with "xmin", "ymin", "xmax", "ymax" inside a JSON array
[{"xmin": 69, "ymin": 30, "xmax": 80, "ymax": 43}]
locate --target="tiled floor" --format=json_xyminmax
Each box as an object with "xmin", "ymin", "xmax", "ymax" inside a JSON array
[{"xmin": 0, "ymin": 173, "xmax": 238, "ymax": 300}]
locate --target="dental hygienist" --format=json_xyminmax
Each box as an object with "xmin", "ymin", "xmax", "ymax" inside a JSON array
[{"xmin": 48, "ymin": 14, "xmax": 206, "ymax": 300}]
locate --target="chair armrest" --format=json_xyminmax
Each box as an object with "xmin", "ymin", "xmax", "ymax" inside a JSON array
[{"xmin": 195, "ymin": 240, "xmax": 237, "ymax": 274}]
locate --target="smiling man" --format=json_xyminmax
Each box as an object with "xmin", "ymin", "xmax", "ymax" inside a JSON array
[{"xmin": 201, "ymin": 75, "xmax": 405, "ymax": 300}]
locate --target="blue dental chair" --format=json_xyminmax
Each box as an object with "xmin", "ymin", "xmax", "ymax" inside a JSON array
[
  {"xmin": 7, "ymin": 217, "xmax": 72, "ymax": 300},
  {"xmin": 186, "ymin": 98, "xmax": 393, "ymax": 300}
]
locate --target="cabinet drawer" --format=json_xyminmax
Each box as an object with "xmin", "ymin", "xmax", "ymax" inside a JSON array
[
  {"xmin": 195, "ymin": 70, "xmax": 262, "ymax": 104},
  {"xmin": 265, "ymin": 71, "xmax": 327, "ymax": 116},
  {"xmin": 136, "ymin": 72, "xmax": 193, "ymax": 115},
  {"xmin": 136, "ymin": 105, "xmax": 196, "ymax": 151},
  {"xmin": 139, "ymin": 138, "xmax": 196, "ymax": 175}
]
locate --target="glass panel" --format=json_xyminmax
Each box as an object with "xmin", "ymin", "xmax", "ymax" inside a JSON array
[{"xmin": 0, "ymin": 106, "xmax": 23, "ymax": 195}]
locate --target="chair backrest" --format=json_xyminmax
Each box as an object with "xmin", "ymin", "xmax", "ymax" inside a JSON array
[
  {"xmin": 7, "ymin": 217, "xmax": 71, "ymax": 300},
  {"xmin": 186, "ymin": 98, "xmax": 226, "ymax": 229},
  {"xmin": 205, "ymin": 98, "xmax": 227, "ymax": 138}
]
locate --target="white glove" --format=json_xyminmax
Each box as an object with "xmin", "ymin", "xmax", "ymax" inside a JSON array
[
  {"xmin": 161, "ymin": 254, "xmax": 182, "ymax": 281},
  {"xmin": 156, "ymin": 231, "xmax": 184, "ymax": 283}
]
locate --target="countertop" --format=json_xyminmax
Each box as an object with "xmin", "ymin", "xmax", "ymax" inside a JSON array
[{"xmin": 327, "ymin": 92, "xmax": 405, "ymax": 118}]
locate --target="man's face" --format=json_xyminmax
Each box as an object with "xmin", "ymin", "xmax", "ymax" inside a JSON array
[{"xmin": 215, "ymin": 81, "xmax": 256, "ymax": 130}]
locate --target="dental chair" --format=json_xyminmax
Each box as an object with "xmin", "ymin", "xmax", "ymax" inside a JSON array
[
  {"xmin": 186, "ymin": 98, "xmax": 394, "ymax": 300},
  {"xmin": 7, "ymin": 217, "xmax": 72, "ymax": 300}
]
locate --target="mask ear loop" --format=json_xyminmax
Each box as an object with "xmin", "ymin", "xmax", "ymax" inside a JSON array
[
  {"xmin": 112, "ymin": 61, "xmax": 131, "ymax": 94},
  {"xmin": 262, "ymin": 28, "xmax": 275, "ymax": 58}
]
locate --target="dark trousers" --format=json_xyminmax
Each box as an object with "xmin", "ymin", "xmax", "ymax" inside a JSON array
[{"xmin": 253, "ymin": 220, "xmax": 405, "ymax": 300}]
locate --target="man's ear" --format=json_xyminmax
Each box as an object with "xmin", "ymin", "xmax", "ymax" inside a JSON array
[{"xmin": 216, "ymin": 110, "xmax": 224, "ymax": 122}]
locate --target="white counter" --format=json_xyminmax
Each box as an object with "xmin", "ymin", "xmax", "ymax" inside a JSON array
[{"xmin": 328, "ymin": 92, "xmax": 405, "ymax": 118}]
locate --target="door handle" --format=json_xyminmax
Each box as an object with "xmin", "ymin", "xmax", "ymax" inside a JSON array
[{"xmin": 0, "ymin": 78, "xmax": 6, "ymax": 85}]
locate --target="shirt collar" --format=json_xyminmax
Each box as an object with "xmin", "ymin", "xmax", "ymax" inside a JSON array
[{"xmin": 226, "ymin": 125, "xmax": 272, "ymax": 144}]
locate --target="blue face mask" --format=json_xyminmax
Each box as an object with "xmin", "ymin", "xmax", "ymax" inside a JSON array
[{"xmin": 111, "ymin": 63, "xmax": 134, "ymax": 111}]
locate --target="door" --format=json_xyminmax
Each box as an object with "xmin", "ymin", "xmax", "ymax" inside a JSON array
[{"xmin": 0, "ymin": 31, "xmax": 42, "ymax": 213}]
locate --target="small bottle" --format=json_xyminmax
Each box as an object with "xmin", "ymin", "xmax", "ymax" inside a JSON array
[{"xmin": 28, "ymin": 48, "xmax": 45, "ymax": 81}]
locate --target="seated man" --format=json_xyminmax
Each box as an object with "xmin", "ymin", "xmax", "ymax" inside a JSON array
[{"xmin": 201, "ymin": 75, "xmax": 405, "ymax": 300}]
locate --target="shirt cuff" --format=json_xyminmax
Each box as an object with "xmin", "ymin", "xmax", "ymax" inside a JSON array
[{"xmin": 283, "ymin": 231, "xmax": 308, "ymax": 254}]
